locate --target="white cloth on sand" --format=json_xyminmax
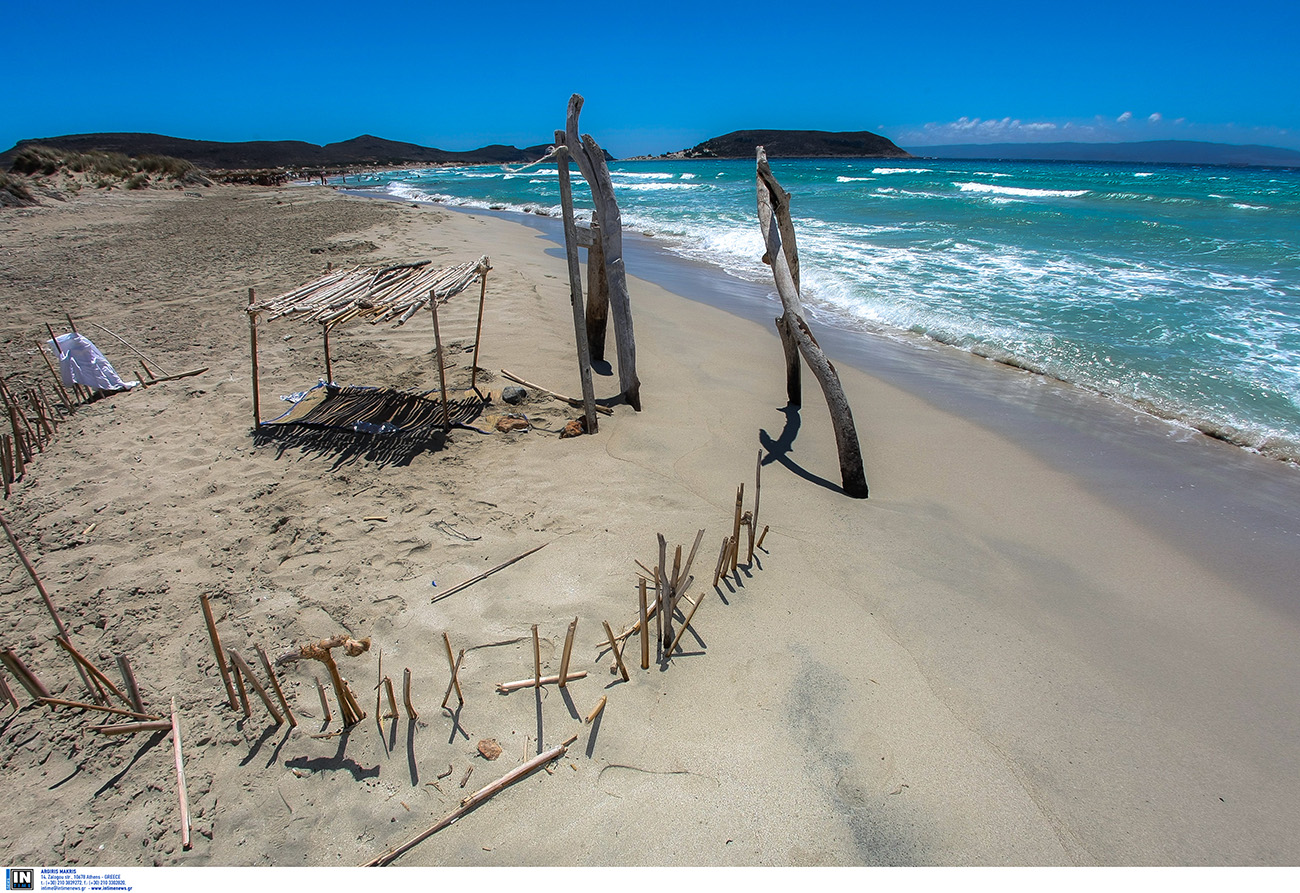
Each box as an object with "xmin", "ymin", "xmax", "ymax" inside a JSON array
[{"xmin": 46, "ymin": 333, "xmax": 139, "ymax": 391}]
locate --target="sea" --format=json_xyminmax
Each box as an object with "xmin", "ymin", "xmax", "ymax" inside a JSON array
[{"xmin": 342, "ymin": 157, "xmax": 1300, "ymax": 464}]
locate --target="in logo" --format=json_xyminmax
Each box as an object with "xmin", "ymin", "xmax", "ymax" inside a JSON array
[{"xmin": 6, "ymin": 869, "xmax": 34, "ymax": 891}]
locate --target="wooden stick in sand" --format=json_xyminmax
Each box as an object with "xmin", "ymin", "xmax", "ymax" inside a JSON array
[
  {"xmin": 364, "ymin": 735, "xmax": 578, "ymax": 866},
  {"xmin": 433, "ymin": 542, "xmax": 548, "ymax": 602},
  {"xmin": 383, "ymin": 677, "xmax": 399, "ymax": 719},
  {"xmin": 712, "ymin": 536, "xmax": 730, "ymax": 587},
  {"xmin": 557, "ymin": 617, "xmax": 578, "ymax": 688},
  {"xmin": 638, "ymin": 578, "xmax": 649, "ymax": 670},
  {"xmin": 667, "ymin": 591, "xmax": 708, "ymax": 657},
  {"xmin": 93, "ymin": 720, "xmax": 173, "ymax": 736},
  {"xmin": 0, "ymin": 667, "xmax": 18, "ymax": 711},
  {"xmin": 403, "ymin": 668, "xmax": 417, "ymax": 719},
  {"xmin": 315, "ymin": 676, "xmax": 332, "ymax": 723},
  {"xmin": 256, "ymin": 645, "xmax": 296, "ymax": 727},
  {"xmin": 531, "ymin": 624, "xmax": 541, "ymax": 689},
  {"xmin": 0, "ymin": 510, "xmax": 98, "ymax": 701},
  {"xmin": 731, "ymin": 484, "xmax": 744, "ymax": 572},
  {"xmin": 116, "ymin": 655, "xmax": 145, "ymax": 714},
  {"xmin": 38, "ymin": 696, "xmax": 157, "ymax": 720},
  {"xmin": 55, "ymin": 636, "xmax": 134, "ymax": 708},
  {"xmin": 495, "ymin": 671, "xmax": 588, "ymax": 693},
  {"xmin": 230, "ymin": 660, "xmax": 252, "ymax": 717},
  {"xmin": 498, "ymin": 369, "xmax": 613, "ymax": 415},
  {"xmin": 602, "ymin": 621, "xmax": 629, "ymax": 682},
  {"xmin": 441, "ymin": 633, "xmax": 463, "ymax": 708},
  {"xmin": 758, "ymin": 525, "xmax": 770, "ymax": 550},
  {"xmin": 171, "ymin": 697, "xmax": 192, "ymax": 850},
  {"xmin": 1, "ymin": 649, "xmax": 51, "ymax": 701},
  {"xmin": 199, "ymin": 595, "xmax": 238, "ymax": 710},
  {"xmin": 585, "ymin": 695, "xmax": 607, "ymax": 724},
  {"xmin": 229, "ymin": 651, "xmax": 282, "ymax": 723}
]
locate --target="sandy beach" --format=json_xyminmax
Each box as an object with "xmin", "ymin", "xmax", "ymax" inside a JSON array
[{"xmin": 2, "ymin": 183, "xmax": 1299, "ymax": 867}]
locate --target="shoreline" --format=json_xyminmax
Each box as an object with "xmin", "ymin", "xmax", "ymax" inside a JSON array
[
  {"xmin": 345, "ymin": 169, "xmax": 1300, "ymax": 467},
  {"xmin": 407, "ymin": 199, "xmax": 1300, "ymax": 623},
  {"xmin": 2, "ymin": 185, "xmax": 1299, "ymax": 866}
]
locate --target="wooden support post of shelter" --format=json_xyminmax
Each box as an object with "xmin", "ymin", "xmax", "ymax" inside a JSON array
[
  {"xmin": 555, "ymin": 144, "xmax": 599, "ymax": 435},
  {"xmin": 322, "ymin": 324, "xmax": 334, "ymax": 383},
  {"xmin": 584, "ymin": 223, "xmax": 609, "ymax": 362},
  {"xmin": 429, "ymin": 289, "xmax": 452, "ymax": 433},
  {"xmin": 470, "ymin": 259, "xmax": 491, "ymax": 395},
  {"xmin": 756, "ymin": 148, "xmax": 869, "ymax": 498},
  {"xmin": 248, "ymin": 287, "xmax": 262, "ymax": 428},
  {"xmin": 563, "ymin": 94, "xmax": 641, "ymax": 410}
]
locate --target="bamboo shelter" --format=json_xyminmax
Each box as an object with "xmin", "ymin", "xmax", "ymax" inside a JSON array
[{"xmin": 245, "ymin": 256, "xmax": 492, "ymax": 456}]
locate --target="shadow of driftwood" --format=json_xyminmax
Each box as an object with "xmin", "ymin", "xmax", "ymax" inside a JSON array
[{"xmin": 759, "ymin": 404, "xmax": 845, "ymax": 495}]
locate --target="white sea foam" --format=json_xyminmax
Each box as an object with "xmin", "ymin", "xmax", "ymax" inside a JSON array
[
  {"xmin": 680, "ymin": 173, "xmax": 696, "ymax": 180},
  {"xmin": 872, "ymin": 168, "xmax": 932, "ymax": 175},
  {"xmin": 613, "ymin": 171, "xmax": 674, "ymax": 180},
  {"xmin": 955, "ymin": 182, "xmax": 1088, "ymax": 198},
  {"xmin": 621, "ymin": 182, "xmax": 702, "ymax": 192},
  {"xmin": 1134, "ymin": 172, "xmax": 1155, "ymax": 178},
  {"xmin": 1233, "ymin": 203, "xmax": 1268, "ymax": 210},
  {"xmin": 836, "ymin": 176, "xmax": 877, "ymax": 182}
]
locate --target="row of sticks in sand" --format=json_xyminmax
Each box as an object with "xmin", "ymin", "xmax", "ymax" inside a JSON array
[
  {"xmin": 364, "ymin": 456, "xmax": 775, "ymax": 866},
  {"xmin": 0, "ymin": 510, "xmax": 194, "ymax": 850}
]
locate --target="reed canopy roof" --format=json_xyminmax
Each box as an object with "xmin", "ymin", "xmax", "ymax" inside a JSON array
[{"xmin": 250, "ymin": 256, "xmax": 490, "ymax": 328}]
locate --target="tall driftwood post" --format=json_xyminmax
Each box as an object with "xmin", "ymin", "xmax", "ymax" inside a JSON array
[
  {"xmin": 555, "ymin": 146, "xmax": 599, "ymax": 434},
  {"xmin": 470, "ymin": 259, "xmax": 492, "ymax": 395},
  {"xmin": 562, "ymin": 94, "xmax": 641, "ymax": 410},
  {"xmin": 756, "ymin": 148, "xmax": 868, "ymax": 498},
  {"xmin": 585, "ymin": 223, "xmax": 609, "ymax": 363}
]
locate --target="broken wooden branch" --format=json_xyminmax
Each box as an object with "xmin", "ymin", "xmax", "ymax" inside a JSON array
[
  {"xmin": 433, "ymin": 542, "xmax": 549, "ymax": 603},
  {"xmin": 563, "ymin": 95, "xmax": 641, "ymax": 411},
  {"xmin": 585, "ymin": 695, "xmax": 607, "ymax": 725},
  {"xmin": 365, "ymin": 740, "xmax": 571, "ymax": 866},
  {"xmin": 758, "ymin": 524, "xmax": 771, "ymax": 550},
  {"xmin": 383, "ymin": 677, "xmax": 398, "ymax": 719},
  {"xmin": 230, "ymin": 660, "xmax": 252, "ymax": 717},
  {"xmin": 531, "ymin": 624, "xmax": 541, "ymax": 690},
  {"xmin": 495, "ymin": 671, "xmax": 588, "ymax": 693},
  {"xmin": 638, "ymin": 578, "xmax": 649, "ymax": 670},
  {"xmin": 276, "ymin": 634, "xmax": 371, "ymax": 666},
  {"xmin": 757, "ymin": 148, "xmax": 868, "ymax": 498},
  {"xmin": 499, "ymin": 369, "xmax": 613, "ymax": 415},
  {"xmin": 730, "ymin": 485, "xmax": 744, "ymax": 573},
  {"xmin": 667, "ymin": 591, "xmax": 707, "ymax": 657}
]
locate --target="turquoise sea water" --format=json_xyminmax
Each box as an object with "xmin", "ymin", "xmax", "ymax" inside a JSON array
[{"xmin": 346, "ymin": 157, "xmax": 1300, "ymax": 462}]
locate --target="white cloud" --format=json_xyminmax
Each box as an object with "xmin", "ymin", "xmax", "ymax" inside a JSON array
[
  {"xmin": 1117, "ymin": 111, "xmax": 1133, "ymax": 123},
  {"xmin": 1148, "ymin": 112, "xmax": 1162, "ymax": 123}
]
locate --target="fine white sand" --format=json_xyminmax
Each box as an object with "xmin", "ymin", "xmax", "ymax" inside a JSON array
[{"xmin": 1, "ymin": 184, "xmax": 1298, "ymax": 866}]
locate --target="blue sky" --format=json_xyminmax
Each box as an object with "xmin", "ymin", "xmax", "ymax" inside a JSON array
[{"xmin": 7, "ymin": 0, "xmax": 1299, "ymax": 157}]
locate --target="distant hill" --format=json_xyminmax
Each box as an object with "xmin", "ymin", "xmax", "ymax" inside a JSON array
[
  {"xmin": 0, "ymin": 133, "xmax": 567, "ymax": 171},
  {"xmin": 682, "ymin": 129, "xmax": 912, "ymax": 159},
  {"xmin": 907, "ymin": 140, "xmax": 1300, "ymax": 168}
]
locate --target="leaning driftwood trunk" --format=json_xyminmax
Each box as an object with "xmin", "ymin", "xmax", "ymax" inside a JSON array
[
  {"xmin": 756, "ymin": 148, "xmax": 868, "ymax": 498},
  {"xmin": 562, "ymin": 95, "xmax": 641, "ymax": 410}
]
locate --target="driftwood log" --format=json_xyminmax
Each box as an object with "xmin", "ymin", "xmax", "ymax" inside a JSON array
[
  {"xmin": 555, "ymin": 145, "xmax": 600, "ymax": 435},
  {"xmin": 562, "ymin": 95, "xmax": 641, "ymax": 410},
  {"xmin": 756, "ymin": 148, "xmax": 869, "ymax": 498}
]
